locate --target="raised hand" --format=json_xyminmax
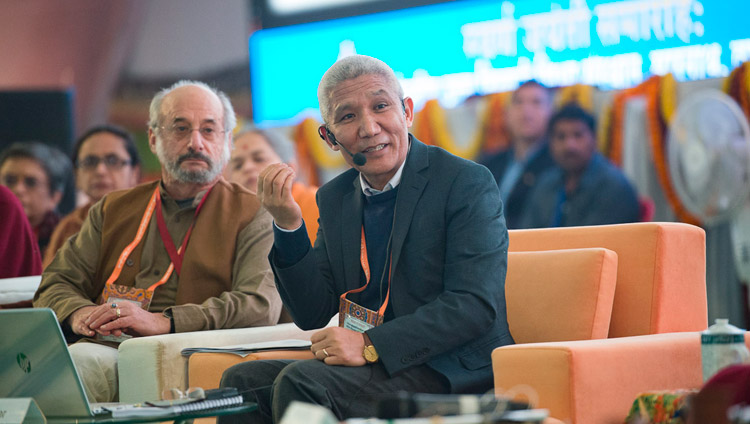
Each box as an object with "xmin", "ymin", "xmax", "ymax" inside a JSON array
[{"xmin": 257, "ymin": 163, "xmax": 303, "ymax": 230}]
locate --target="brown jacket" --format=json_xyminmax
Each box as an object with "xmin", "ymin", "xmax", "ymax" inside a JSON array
[{"xmin": 35, "ymin": 178, "xmax": 281, "ymax": 332}]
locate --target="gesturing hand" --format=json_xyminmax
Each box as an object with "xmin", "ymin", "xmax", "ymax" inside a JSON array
[
  {"xmin": 310, "ymin": 327, "xmax": 367, "ymax": 366},
  {"xmin": 257, "ymin": 163, "xmax": 303, "ymax": 231}
]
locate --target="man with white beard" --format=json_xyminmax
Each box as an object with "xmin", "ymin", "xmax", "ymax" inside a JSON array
[{"xmin": 35, "ymin": 80, "xmax": 281, "ymax": 403}]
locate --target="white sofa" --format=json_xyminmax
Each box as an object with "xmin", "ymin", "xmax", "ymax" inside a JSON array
[{"xmin": 0, "ymin": 275, "xmax": 41, "ymax": 305}]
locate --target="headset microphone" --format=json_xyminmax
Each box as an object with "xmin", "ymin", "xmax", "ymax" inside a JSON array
[{"xmin": 317, "ymin": 126, "xmax": 367, "ymax": 166}]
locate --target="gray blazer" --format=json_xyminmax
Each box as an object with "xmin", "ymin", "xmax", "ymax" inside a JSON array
[{"xmin": 271, "ymin": 137, "xmax": 514, "ymax": 393}]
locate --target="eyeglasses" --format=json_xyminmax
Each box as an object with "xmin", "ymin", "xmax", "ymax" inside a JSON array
[
  {"xmin": 77, "ymin": 154, "xmax": 132, "ymax": 171},
  {"xmin": 159, "ymin": 387, "xmax": 205, "ymax": 405},
  {"xmin": 1, "ymin": 174, "xmax": 41, "ymax": 190},
  {"xmin": 159, "ymin": 124, "xmax": 226, "ymax": 142}
]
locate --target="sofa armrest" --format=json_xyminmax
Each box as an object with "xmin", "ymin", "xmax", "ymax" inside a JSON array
[
  {"xmin": 492, "ymin": 332, "xmax": 705, "ymax": 424},
  {"xmin": 118, "ymin": 323, "xmax": 318, "ymax": 403}
]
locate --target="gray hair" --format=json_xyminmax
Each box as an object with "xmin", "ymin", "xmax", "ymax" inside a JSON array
[
  {"xmin": 148, "ymin": 80, "xmax": 237, "ymax": 144},
  {"xmin": 0, "ymin": 141, "xmax": 72, "ymax": 195},
  {"xmin": 317, "ymin": 55, "xmax": 404, "ymax": 125},
  {"xmin": 235, "ymin": 125, "xmax": 297, "ymax": 163}
]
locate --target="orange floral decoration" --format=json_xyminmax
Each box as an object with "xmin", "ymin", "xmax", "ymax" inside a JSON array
[
  {"xmin": 413, "ymin": 94, "xmax": 511, "ymax": 159},
  {"xmin": 724, "ymin": 62, "xmax": 750, "ymax": 122},
  {"xmin": 598, "ymin": 103, "xmax": 613, "ymax": 155},
  {"xmin": 411, "ymin": 102, "xmax": 437, "ymax": 146},
  {"xmin": 478, "ymin": 92, "xmax": 512, "ymax": 156},
  {"xmin": 606, "ymin": 74, "xmax": 701, "ymax": 225}
]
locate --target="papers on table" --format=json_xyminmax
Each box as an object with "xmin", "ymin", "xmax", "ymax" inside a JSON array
[{"xmin": 181, "ymin": 339, "xmax": 312, "ymax": 357}]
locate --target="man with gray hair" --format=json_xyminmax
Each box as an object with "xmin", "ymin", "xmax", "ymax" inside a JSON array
[
  {"xmin": 34, "ymin": 80, "xmax": 282, "ymax": 402},
  {"xmin": 224, "ymin": 126, "xmax": 319, "ymax": 242},
  {"xmin": 220, "ymin": 55, "xmax": 512, "ymax": 423}
]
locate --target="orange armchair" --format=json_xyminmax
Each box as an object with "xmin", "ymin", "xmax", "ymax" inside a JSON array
[{"xmin": 493, "ymin": 222, "xmax": 707, "ymax": 424}]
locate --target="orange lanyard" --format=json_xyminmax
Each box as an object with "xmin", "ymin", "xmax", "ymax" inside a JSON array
[
  {"xmin": 104, "ymin": 186, "xmax": 209, "ymax": 291},
  {"xmin": 339, "ymin": 227, "xmax": 392, "ymax": 317}
]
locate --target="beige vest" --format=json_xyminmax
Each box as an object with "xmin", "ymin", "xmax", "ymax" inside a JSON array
[{"xmin": 94, "ymin": 178, "xmax": 260, "ymax": 305}]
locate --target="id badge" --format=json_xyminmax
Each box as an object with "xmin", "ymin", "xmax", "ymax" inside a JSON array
[
  {"xmin": 97, "ymin": 284, "xmax": 154, "ymax": 343},
  {"xmin": 338, "ymin": 297, "xmax": 383, "ymax": 333}
]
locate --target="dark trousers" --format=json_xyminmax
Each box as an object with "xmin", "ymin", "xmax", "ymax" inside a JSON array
[{"xmin": 217, "ymin": 359, "xmax": 450, "ymax": 424}]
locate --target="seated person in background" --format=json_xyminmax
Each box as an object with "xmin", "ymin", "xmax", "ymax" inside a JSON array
[
  {"xmin": 0, "ymin": 184, "xmax": 42, "ymax": 279},
  {"xmin": 520, "ymin": 104, "xmax": 640, "ymax": 228},
  {"xmin": 43, "ymin": 125, "xmax": 141, "ymax": 267},
  {"xmin": 34, "ymin": 80, "xmax": 282, "ymax": 403},
  {"xmin": 0, "ymin": 141, "xmax": 71, "ymax": 253},
  {"xmin": 479, "ymin": 80, "xmax": 555, "ymax": 229},
  {"xmin": 219, "ymin": 54, "xmax": 513, "ymax": 424},
  {"xmin": 224, "ymin": 126, "xmax": 319, "ymax": 243}
]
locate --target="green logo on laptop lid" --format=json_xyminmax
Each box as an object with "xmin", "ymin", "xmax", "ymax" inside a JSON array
[{"xmin": 16, "ymin": 352, "xmax": 31, "ymax": 373}]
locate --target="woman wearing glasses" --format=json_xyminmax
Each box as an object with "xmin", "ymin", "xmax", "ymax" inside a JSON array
[
  {"xmin": 43, "ymin": 126, "xmax": 141, "ymax": 266},
  {"xmin": 0, "ymin": 141, "xmax": 71, "ymax": 255}
]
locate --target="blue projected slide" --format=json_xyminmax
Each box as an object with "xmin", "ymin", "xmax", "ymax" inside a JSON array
[{"xmin": 249, "ymin": 0, "xmax": 750, "ymax": 125}]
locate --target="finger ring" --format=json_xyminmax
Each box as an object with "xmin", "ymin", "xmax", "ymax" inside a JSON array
[
  {"xmin": 322, "ymin": 348, "xmax": 329, "ymax": 358},
  {"xmin": 116, "ymin": 308, "xmax": 121, "ymax": 319},
  {"xmin": 111, "ymin": 303, "xmax": 117, "ymax": 308}
]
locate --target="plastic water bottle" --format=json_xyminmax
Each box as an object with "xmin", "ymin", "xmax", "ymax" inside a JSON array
[{"xmin": 701, "ymin": 318, "xmax": 750, "ymax": 382}]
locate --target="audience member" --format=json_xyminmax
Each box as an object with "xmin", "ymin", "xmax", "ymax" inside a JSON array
[
  {"xmin": 219, "ymin": 55, "xmax": 513, "ymax": 424},
  {"xmin": 224, "ymin": 127, "xmax": 319, "ymax": 243},
  {"xmin": 0, "ymin": 141, "xmax": 71, "ymax": 253},
  {"xmin": 479, "ymin": 80, "xmax": 555, "ymax": 229},
  {"xmin": 43, "ymin": 125, "xmax": 141, "ymax": 267},
  {"xmin": 0, "ymin": 185, "xmax": 42, "ymax": 279},
  {"xmin": 33, "ymin": 80, "xmax": 282, "ymax": 402},
  {"xmin": 520, "ymin": 104, "xmax": 639, "ymax": 228}
]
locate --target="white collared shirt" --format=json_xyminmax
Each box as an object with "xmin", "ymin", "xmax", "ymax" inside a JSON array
[
  {"xmin": 360, "ymin": 159, "xmax": 406, "ymax": 196},
  {"xmin": 359, "ymin": 141, "xmax": 411, "ymax": 196}
]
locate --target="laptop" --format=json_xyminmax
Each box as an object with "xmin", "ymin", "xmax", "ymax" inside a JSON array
[{"xmin": 0, "ymin": 308, "xmax": 105, "ymax": 418}]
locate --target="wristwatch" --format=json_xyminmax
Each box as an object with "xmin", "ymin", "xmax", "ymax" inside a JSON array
[{"xmin": 363, "ymin": 333, "xmax": 379, "ymax": 363}]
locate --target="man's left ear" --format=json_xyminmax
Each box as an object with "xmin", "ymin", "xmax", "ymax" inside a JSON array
[{"xmin": 402, "ymin": 97, "xmax": 415, "ymax": 127}]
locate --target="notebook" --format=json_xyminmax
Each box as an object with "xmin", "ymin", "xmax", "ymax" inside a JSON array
[{"xmin": 0, "ymin": 308, "xmax": 101, "ymax": 418}]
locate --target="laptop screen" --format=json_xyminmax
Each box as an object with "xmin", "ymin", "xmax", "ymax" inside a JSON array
[{"xmin": 0, "ymin": 308, "xmax": 93, "ymax": 417}]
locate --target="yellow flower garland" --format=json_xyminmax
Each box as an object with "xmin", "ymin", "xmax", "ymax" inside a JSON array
[
  {"xmin": 557, "ymin": 84, "xmax": 594, "ymax": 111},
  {"xmin": 422, "ymin": 99, "xmax": 484, "ymax": 159},
  {"xmin": 659, "ymin": 73, "xmax": 677, "ymax": 124},
  {"xmin": 296, "ymin": 117, "xmax": 346, "ymax": 170}
]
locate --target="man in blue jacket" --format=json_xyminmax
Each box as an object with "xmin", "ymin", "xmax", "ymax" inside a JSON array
[
  {"xmin": 520, "ymin": 104, "xmax": 640, "ymax": 228},
  {"xmin": 220, "ymin": 55, "xmax": 513, "ymax": 423}
]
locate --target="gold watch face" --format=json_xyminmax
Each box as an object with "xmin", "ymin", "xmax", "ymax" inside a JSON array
[{"xmin": 364, "ymin": 345, "xmax": 379, "ymax": 363}]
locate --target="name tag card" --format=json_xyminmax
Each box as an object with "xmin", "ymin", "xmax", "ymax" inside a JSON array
[{"xmin": 0, "ymin": 398, "xmax": 45, "ymax": 424}]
